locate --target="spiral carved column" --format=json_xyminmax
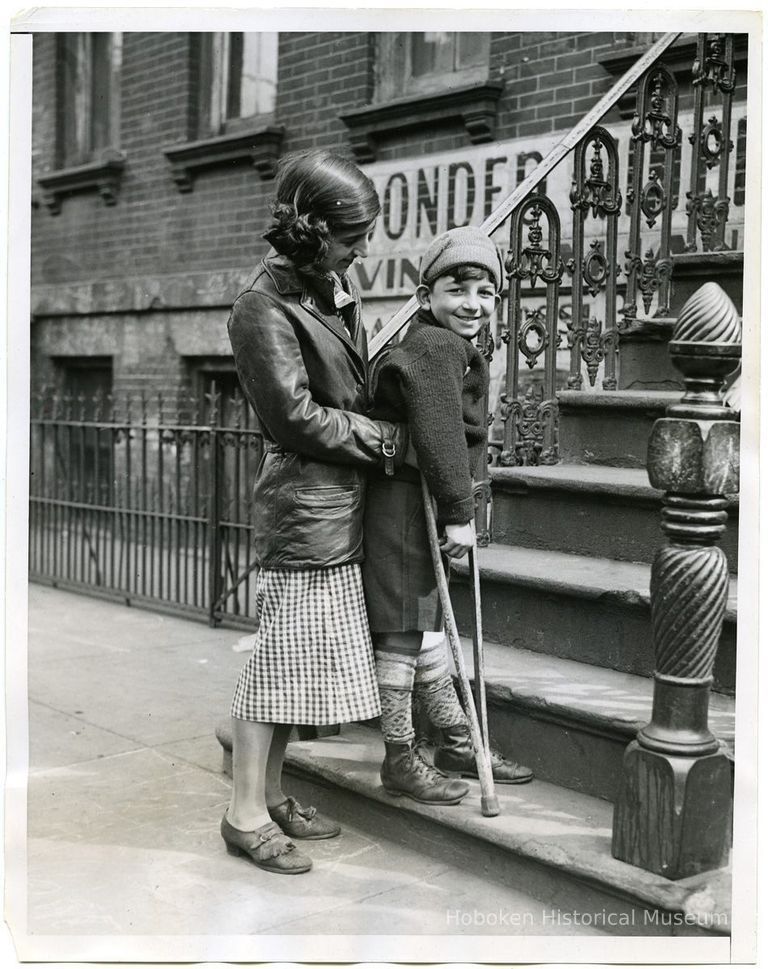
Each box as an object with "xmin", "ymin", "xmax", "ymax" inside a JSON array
[{"xmin": 612, "ymin": 281, "xmax": 740, "ymax": 879}]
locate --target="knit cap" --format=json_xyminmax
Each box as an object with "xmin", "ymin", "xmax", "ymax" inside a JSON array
[{"xmin": 419, "ymin": 226, "xmax": 503, "ymax": 290}]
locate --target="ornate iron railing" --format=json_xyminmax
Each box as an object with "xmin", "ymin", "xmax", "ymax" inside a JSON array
[
  {"xmin": 372, "ymin": 32, "xmax": 744, "ymax": 544},
  {"xmin": 28, "ymin": 386, "xmax": 263, "ymax": 627}
]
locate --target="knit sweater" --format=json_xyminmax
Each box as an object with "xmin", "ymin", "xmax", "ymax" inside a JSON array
[{"xmin": 369, "ymin": 308, "xmax": 490, "ymax": 525}]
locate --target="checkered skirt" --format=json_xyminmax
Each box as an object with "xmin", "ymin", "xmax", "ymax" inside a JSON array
[{"xmin": 231, "ymin": 564, "xmax": 381, "ymax": 725}]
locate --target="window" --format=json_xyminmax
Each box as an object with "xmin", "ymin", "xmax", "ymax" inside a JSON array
[
  {"xmin": 376, "ymin": 32, "xmax": 490, "ymax": 102},
  {"xmin": 60, "ymin": 357, "xmax": 113, "ymax": 414},
  {"xmin": 56, "ymin": 33, "xmax": 122, "ymax": 167},
  {"xmin": 341, "ymin": 32, "xmax": 499, "ymax": 162},
  {"xmin": 57, "ymin": 358, "xmax": 113, "ymax": 498},
  {"xmin": 411, "ymin": 33, "xmax": 489, "ymax": 82},
  {"xmin": 185, "ymin": 358, "xmax": 244, "ymax": 426},
  {"xmin": 198, "ymin": 33, "xmax": 278, "ymax": 137}
]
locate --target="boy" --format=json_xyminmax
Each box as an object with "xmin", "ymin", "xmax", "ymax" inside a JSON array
[{"xmin": 363, "ymin": 226, "xmax": 533, "ymax": 805}]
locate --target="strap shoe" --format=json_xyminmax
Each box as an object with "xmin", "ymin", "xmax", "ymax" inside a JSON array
[
  {"xmin": 268, "ymin": 796, "xmax": 341, "ymax": 840},
  {"xmin": 220, "ymin": 814, "xmax": 312, "ymax": 874}
]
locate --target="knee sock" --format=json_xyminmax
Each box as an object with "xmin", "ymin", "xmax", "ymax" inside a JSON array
[
  {"xmin": 413, "ymin": 636, "xmax": 467, "ymax": 729},
  {"xmin": 374, "ymin": 636, "xmax": 420, "ymax": 745}
]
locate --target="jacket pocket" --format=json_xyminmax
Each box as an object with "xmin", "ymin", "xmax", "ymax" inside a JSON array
[{"xmin": 293, "ymin": 485, "xmax": 361, "ymax": 517}]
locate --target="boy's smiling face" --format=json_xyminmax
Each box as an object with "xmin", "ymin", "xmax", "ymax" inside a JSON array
[{"xmin": 416, "ymin": 269, "xmax": 500, "ymax": 339}]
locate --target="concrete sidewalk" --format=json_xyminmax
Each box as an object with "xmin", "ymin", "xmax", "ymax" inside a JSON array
[{"xmin": 13, "ymin": 584, "xmax": 605, "ymax": 960}]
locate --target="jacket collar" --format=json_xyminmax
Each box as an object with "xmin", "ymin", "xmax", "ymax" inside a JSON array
[
  {"xmin": 263, "ymin": 251, "xmax": 304, "ymax": 295},
  {"xmin": 263, "ymin": 252, "xmax": 355, "ymax": 312},
  {"xmin": 263, "ymin": 252, "xmax": 367, "ymax": 376}
]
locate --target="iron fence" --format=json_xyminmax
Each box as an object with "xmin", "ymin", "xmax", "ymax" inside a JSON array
[{"xmin": 29, "ymin": 386, "xmax": 263, "ymax": 627}]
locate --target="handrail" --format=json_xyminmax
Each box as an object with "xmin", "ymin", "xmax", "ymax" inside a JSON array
[{"xmin": 369, "ymin": 31, "xmax": 682, "ymax": 359}]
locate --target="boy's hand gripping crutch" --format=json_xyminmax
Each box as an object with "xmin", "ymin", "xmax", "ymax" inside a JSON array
[{"xmin": 420, "ymin": 474, "xmax": 500, "ymax": 818}]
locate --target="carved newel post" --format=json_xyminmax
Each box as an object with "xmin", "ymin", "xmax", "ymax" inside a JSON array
[{"xmin": 612, "ymin": 281, "xmax": 740, "ymax": 879}]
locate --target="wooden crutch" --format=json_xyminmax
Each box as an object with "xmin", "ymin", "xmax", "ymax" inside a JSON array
[
  {"xmin": 468, "ymin": 536, "xmax": 490, "ymax": 750},
  {"xmin": 420, "ymin": 474, "xmax": 500, "ymax": 818}
]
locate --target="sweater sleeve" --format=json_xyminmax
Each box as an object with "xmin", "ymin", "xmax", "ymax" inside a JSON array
[{"xmin": 397, "ymin": 337, "xmax": 475, "ymax": 526}]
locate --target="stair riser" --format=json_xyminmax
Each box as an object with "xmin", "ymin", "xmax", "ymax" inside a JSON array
[
  {"xmin": 280, "ymin": 766, "xmax": 721, "ymax": 937},
  {"xmin": 485, "ymin": 700, "xmax": 632, "ymax": 802},
  {"xmin": 451, "ymin": 577, "xmax": 736, "ymax": 695},
  {"xmin": 557, "ymin": 406, "xmax": 663, "ymax": 468},
  {"xmin": 618, "ymin": 339, "xmax": 683, "ymax": 393},
  {"xmin": 490, "ymin": 488, "xmax": 739, "ymax": 572}
]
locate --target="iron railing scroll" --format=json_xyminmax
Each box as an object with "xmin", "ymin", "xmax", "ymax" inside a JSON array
[{"xmin": 686, "ymin": 34, "xmax": 737, "ymax": 253}]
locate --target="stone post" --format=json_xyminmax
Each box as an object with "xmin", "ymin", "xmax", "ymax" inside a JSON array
[{"xmin": 612, "ymin": 281, "xmax": 740, "ymax": 879}]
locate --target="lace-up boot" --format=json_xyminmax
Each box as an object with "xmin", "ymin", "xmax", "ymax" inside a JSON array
[
  {"xmin": 380, "ymin": 741, "xmax": 469, "ymax": 804},
  {"xmin": 434, "ymin": 724, "xmax": 534, "ymax": 784}
]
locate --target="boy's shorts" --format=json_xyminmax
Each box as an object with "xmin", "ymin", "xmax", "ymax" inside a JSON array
[{"xmin": 362, "ymin": 474, "xmax": 443, "ymax": 634}]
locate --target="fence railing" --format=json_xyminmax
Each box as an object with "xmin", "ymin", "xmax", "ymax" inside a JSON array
[{"xmin": 29, "ymin": 386, "xmax": 264, "ymax": 627}]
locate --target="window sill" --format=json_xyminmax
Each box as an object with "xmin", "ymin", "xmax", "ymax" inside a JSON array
[
  {"xmin": 162, "ymin": 124, "xmax": 285, "ymax": 192},
  {"xmin": 37, "ymin": 149, "xmax": 126, "ymax": 215},
  {"xmin": 339, "ymin": 80, "xmax": 504, "ymax": 163}
]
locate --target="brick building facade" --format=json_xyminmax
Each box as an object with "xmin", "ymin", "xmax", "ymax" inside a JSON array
[{"xmin": 29, "ymin": 31, "xmax": 749, "ymax": 406}]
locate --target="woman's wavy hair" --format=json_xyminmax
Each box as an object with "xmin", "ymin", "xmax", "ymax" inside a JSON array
[{"xmin": 263, "ymin": 150, "xmax": 381, "ymax": 269}]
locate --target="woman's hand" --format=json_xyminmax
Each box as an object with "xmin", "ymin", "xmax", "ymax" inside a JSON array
[{"xmin": 440, "ymin": 521, "xmax": 474, "ymax": 558}]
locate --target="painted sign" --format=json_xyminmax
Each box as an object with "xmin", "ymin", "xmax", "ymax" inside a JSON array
[{"xmin": 352, "ymin": 108, "xmax": 748, "ymax": 303}]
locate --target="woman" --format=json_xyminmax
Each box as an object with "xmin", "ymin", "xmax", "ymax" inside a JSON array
[{"xmin": 222, "ymin": 150, "xmax": 406, "ymax": 875}]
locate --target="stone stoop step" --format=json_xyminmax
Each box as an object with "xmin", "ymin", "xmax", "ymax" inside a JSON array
[
  {"xmin": 216, "ymin": 636, "xmax": 734, "ymax": 803},
  {"xmin": 488, "ymin": 464, "xmax": 738, "ymax": 572},
  {"xmin": 557, "ymin": 390, "xmax": 696, "ymax": 468},
  {"xmin": 450, "ymin": 544, "xmax": 737, "ymax": 694},
  {"xmin": 448, "ymin": 635, "xmax": 734, "ymax": 802},
  {"xmin": 278, "ymin": 724, "xmax": 731, "ymax": 937}
]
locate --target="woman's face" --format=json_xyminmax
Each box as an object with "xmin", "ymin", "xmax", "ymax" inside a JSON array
[{"xmin": 317, "ymin": 220, "xmax": 377, "ymax": 275}]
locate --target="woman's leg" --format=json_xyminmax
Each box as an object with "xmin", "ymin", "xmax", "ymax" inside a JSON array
[
  {"xmin": 262, "ymin": 723, "xmax": 342, "ymax": 838},
  {"xmin": 227, "ymin": 717, "xmax": 275, "ymax": 831},
  {"xmin": 264, "ymin": 722, "xmax": 293, "ymax": 809}
]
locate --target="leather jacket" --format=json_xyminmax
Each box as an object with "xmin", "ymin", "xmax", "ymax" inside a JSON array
[{"xmin": 228, "ymin": 253, "xmax": 405, "ymax": 569}]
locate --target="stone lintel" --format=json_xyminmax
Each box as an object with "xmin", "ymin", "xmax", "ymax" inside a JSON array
[
  {"xmin": 339, "ymin": 81, "xmax": 505, "ymax": 163},
  {"xmin": 162, "ymin": 125, "xmax": 285, "ymax": 191},
  {"xmin": 31, "ymin": 268, "xmax": 254, "ymax": 318},
  {"xmin": 37, "ymin": 150, "xmax": 127, "ymax": 215}
]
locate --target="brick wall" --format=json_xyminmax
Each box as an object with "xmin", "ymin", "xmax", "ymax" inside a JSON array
[
  {"xmin": 32, "ymin": 30, "xmax": 648, "ymax": 291},
  {"xmin": 29, "ymin": 30, "xmax": 746, "ymax": 397}
]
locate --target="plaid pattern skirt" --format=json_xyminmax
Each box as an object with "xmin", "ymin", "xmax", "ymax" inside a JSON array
[{"xmin": 231, "ymin": 564, "xmax": 381, "ymax": 725}]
